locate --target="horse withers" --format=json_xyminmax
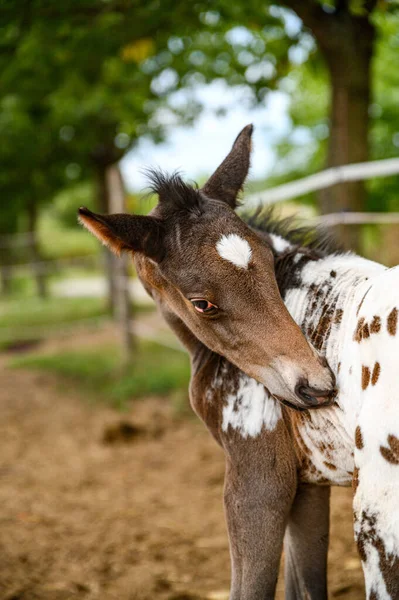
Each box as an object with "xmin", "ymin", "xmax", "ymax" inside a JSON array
[{"xmin": 79, "ymin": 126, "xmax": 399, "ymax": 600}]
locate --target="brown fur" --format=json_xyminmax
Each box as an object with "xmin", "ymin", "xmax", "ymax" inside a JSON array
[
  {"xmin": 370, "ymin": 315, "xmax": 381, "ymax": 334},
  {"xmin": 380, "ymin": 434, "xmax": 399, "ymax": 465},
  {"xmin": 77, "ymin": 126, "xmax": 341, "ymax": 600},
  {"xmin": 352, "ymin": 466, "xmax": 359, "ymax": 493},
  {"xmin": 323, "ymin": 461, "xmax": 337, "ymax": 471},
  {"xmin": 371, "ymin": 362, "xmax": 381, "ymax": 386},
  {"xmin": 361, "ymin": 365, "xmax": 371, "ymax": 390},
  {"xmin": 354, "ymin": 317, "xmax": 366, "ymax": 342},
  {"xmin": 78, "ymin": 213, "xmax": 128, "ymax": 256},
  {"xmin": 387, "ymin": 307, "xmax": 398, "ymax": 336},
  {"xmin": 201, "ymin": 124, "xmax": 253, "ymax": 208},
  {"xmin": 355, "ymin": 510, "xmax": 399, "ymax": 597},
  {"xmin": 334, "ymin": 308, "xmax": 344, "ymax": 325},
  {"xmin": 355, "ymin": 426, "xmax": 364, "ymax": 450}
]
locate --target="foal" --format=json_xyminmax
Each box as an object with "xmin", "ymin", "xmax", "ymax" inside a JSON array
[{"xmin": 79, "ymin": 126, "xmax": 399, "ymax": 600}]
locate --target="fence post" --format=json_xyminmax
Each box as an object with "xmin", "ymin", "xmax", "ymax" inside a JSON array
[{"xmin": 106, "ymin": 164, "xmax": 134, "ymax": 363}]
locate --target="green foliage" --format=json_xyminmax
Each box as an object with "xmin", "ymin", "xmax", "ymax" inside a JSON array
[
  {"xmin": 10, "ymin": 341, "xmax": 190, "ymax": 409},
  {"xmin": 0, "ymin": 0, "xmax": 302, "ymax": 237},
  {"xmin": 50, "ymin": 183, "xmax": 96, "ymax": 228},
  {"xmin": 0, "ymin": 296, "xmax": 108, "ymax": 347},
  {"xmin": 368, "ymin": 9, "xmax": 399, "ymax": 211},
  {"xmin": 1, "ymin": 0, "xmax": 398, "ymax": 239},
  {"xmin": 266, "ymin": 8, "xmax": 399, "ymax": 212}
]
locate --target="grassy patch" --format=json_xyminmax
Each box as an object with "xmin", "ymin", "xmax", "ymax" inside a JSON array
[
  {"xmin": 0, "ymin": 296, "xmax": 109, "ymax": 348},
  {"xmin": 0, "ymin": 296, "xmax": 108, "ymax": 329},
  {"xmin": 10, "ymin": 341, "xmax": 191, "ymax": 409},
  {"xmin": 0, "ymin": 295, "xmax": 154, "ymax": 349},
  {"xmin": 38, "ymin": 213, "xmax": 99, "ymax": 259}
]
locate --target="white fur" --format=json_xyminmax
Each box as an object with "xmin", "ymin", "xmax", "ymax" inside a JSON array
[
  {"xmin": 286, "ymin": 255, "xmax": 399, "ymax": 592},
  {"xmin": 269, "ymin": 234, "xmax": 292, "ymax": 253},
  {"xmin": 212, "ymin": 235, "xmax": 399, "ymax": 592},
  {"xmin": 351, "ymin": 268, "xmax": 399, "ymax": 588},
  {"xmin": 282, "ymin": 255, "xmax": 386, "ymax": 484},
  {"xmin": 362, "ymin": 545, "xmax": 390, "ymax": 599},
  {"xmin": 216, "ymin": 234, "xmax": 252, "ymax": 269},
  {"xmin": 222, "ymin": 375, "xmax": 282, "ymax": 437}
]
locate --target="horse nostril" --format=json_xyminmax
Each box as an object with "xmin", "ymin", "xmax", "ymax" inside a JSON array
[
  {"xmin": 295, "ymin": 381, "xmax": 337, "ymax": 407},
  {"xmin": 295, "ymin": 383, "xmax": 318, "ymax": 406}
]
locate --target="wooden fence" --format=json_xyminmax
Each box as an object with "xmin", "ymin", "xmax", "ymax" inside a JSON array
[{"xmin": 1, "ymin": 155, "xmax": 399, "ymax": 358}]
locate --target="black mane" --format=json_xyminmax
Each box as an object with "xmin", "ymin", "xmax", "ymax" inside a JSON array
[
  {"xmin": 145, "ymin": 169, "xmax": 204, "ymax": 216},
  {"xmin": 145, "ymin": 170, "xmax": 340, "ymax": 257},
  {"xmin": 245, "ymin": 206, "xmax": 341, "ymax": 257}
]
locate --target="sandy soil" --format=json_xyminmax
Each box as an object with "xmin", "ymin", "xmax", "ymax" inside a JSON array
[{"xmin": 0, "ymin": 350, "xmax": 365, "ymax": 599}]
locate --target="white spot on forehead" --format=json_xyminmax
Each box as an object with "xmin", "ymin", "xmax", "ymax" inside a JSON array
[{"xmin": 216, "ymin": 234, "xmax": 252, "ymax": 269}]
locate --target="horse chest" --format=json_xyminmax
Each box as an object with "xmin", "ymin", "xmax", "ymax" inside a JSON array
[
  {"xmin": 292, "ymin": 409, "xmax": 354, "ymax": 485},
  {"xmin": 193, "ymin": 365, "xmax": 283, "ymax": 440}
]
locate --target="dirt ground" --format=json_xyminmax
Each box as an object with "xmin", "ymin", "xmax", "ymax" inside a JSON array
[{"xmin": 0, "ymin": 338, "xmax": 365, "ymax": 600}]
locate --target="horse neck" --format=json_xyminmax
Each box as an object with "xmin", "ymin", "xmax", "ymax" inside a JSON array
[{"xmin": 272, "ymin": 238, "xmax": 385, "ymax": 372}]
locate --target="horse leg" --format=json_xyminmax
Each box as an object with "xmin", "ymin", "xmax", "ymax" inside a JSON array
[
  {"xmin": 284, "ymin": 483, "xmax": 330, "ymax": 600},
  {"xmin": 349, "ymin": 269, "xmax": 399, "ymax": 599},
  {"xmin": 353, "ymin": 417, "xmax": 399, "ymax": 600},
  {"xmin": 223, "ymin": 430, "xmax": 297, "ymax": 600}
]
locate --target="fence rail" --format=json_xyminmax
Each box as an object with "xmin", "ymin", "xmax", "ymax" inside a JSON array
[
  {"xmin": 245, "ymin": 156, "xmax": 399, "ymax": 207},
  {"xmin": 0, "ymin": 254, "xmax": 100, "ymax": 277},
  {"xmin": 315, "ymin": 211, "xmax": 399, "ymax": 226},
  {"xmin": 2, "ymin": 154, "xmax": 399, "ymax": 355}
]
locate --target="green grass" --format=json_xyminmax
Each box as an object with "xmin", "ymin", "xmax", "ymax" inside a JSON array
[
  {"xmin": 0, "ymin": 296, "xmax": 109, "ymax": 348},
  {"xmin": 38, "ymin": 213, "xmax": 99, "ymax": 259},
  {"xmin": 0, "ymin": 294, "xmax": 154, "ymax": 348},
  {"xmin": 0, "ymin": 296, "xmax": 108, "ymax": 329},
  {"xmin": 10, "ymin": 341, "xmax": 190, "ymax": 409}
]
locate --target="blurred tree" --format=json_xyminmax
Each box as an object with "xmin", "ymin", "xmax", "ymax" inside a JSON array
[
  {"xmin": 263, "ymin": 7, "xmax": 399, "ymax": 213},
  {"xmin": 279, "ymin": 1, "xmax": 376, "ymax": 219},
  {"xmin": 0, "ymin": 0, "xmax": 394, "ymax": 259},
  {"xmin": 0, "ymin": 0, "xmax": 298, "ymax": 300},
  {"xmin": 253, "ymin": 7, "xmax": 399, "ymax": 258}
]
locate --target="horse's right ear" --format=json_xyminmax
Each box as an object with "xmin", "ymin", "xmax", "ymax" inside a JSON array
[
  {"xmin": 78, "ymin": 207, "xmax": 165, "ymax": 262},
  {"xmin": 201, "ymin": 124, "xmax": 253, "ymax": 209}
]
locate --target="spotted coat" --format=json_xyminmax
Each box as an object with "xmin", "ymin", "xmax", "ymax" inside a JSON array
[
  {"xmin": 210, "ymin": 242, "xmax": 399, "ymax": 600},
  {"xmin": 79, "ymin": 123, "xmax": 399, "ymax": 599}
]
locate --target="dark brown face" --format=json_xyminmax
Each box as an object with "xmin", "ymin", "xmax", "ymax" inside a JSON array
[
  {"xmin": 78, "ymin": 124, "xmax": 336, "ymax": 409},
  {"xmin": 134, "ymin": 202, "xmax": 336, "ymax": 409}
]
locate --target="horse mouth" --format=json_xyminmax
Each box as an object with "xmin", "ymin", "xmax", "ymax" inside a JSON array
[
  {"xmin": 272, "ymin": 393, "xmax": 337, "ymax": 412},
  {"xmin": 273, "ymin": 396, "xmax": 309, "ymax": 412}
]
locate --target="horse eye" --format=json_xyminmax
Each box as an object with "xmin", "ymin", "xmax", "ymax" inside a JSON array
[{"xmin": 191, "ymin": 299, "xmax": 218, "ymax": 314}]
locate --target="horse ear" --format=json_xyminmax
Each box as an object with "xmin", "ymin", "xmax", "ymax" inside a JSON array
[
  {"xmin": 78, "ymin": 207, "xmax": 165, "ymax": 262},
  {"xmin": 201, "ymin": 124, "xmax": 253, "ymax": 208}
]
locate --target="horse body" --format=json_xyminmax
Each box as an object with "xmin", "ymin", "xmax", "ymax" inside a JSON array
[
  {"xmin": 162, "ymin": 232, "xmax": 399, "ymax": 599},
  {"xmin": 283, "ymin": 250, "xmax": 386, "ymax": 486},
  {"xmin": 79, "ymin": 125, "xmax": 399, "ymax": 599}
]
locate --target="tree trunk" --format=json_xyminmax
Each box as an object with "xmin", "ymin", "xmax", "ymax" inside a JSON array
[
  {"xmin": 27, "ymin": 200, "xmax": 47, "ymax": 299},
  {"xmin": 106, "ymin": 164, "xmax": 134, "ymax": 362},
  {"xmin": 0, "ymin": 264, "xmax": 11, "ymax": 296},
  {"xmin": 319, "ymin": 14, "xmax": 375, "ymax": 251},
  {"xmin": 0, "ymin": 242, "xmax": 12, "ymax": 296},
  {"xmin": 281, "ymin": 0, "xmax": 376, "ymax": 252},
  {"xmin": 95, "ymin": 165, "xmax": 118, "ymax": 313}
]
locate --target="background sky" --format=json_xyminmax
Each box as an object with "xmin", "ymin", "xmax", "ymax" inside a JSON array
[{"xmin": 121, "ymin": 81, "xmax": 290, "ymax": 191}]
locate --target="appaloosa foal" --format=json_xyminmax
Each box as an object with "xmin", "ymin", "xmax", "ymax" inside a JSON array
[{"xmin": 79, "ymin": 125, "xmax": 399, "ymax": 600}]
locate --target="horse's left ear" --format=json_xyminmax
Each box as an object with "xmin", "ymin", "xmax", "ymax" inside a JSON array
[
  {"xmin": 201, "ymin": 124, "xmax": 253, "ymax": 209},
  {"xmin": 78, "ymin": 207, "xmax": 165, "ymax": 262}
]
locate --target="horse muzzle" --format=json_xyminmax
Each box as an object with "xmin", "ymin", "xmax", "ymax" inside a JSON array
[{"xmin": 294, "ymin": 378, "xmax": 338, "ymax": 408}]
